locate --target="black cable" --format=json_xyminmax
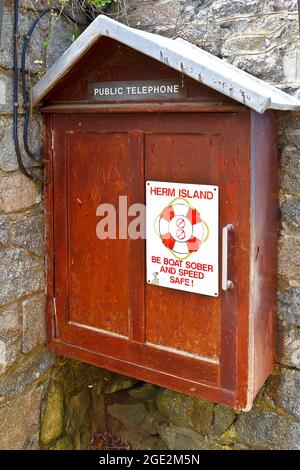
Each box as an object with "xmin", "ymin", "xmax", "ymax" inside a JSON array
[
  {"xmin": 22, "ymin": 8, "xmax": 51, "ymax": 162},
  {"xmin": 13, "ymin": 0, "xmax": 35, "ymax": 179}
]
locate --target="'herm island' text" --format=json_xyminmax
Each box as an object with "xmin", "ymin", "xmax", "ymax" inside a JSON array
[{"xmin": 149, "ymin": 184, "xmax": 215, "ymax": 200}]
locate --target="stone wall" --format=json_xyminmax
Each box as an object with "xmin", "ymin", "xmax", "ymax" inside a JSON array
[{"xmin": 0, "ymin": 0, "xmax": 300, "ymax": 450}]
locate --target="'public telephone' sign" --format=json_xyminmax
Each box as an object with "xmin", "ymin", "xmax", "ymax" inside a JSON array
[
  {"xmin": 146, "ymin": 181, "xmax": 219, "ymax": 297},
  {"xmin": 88, "ymin": 80, "xmax": 186, "ymax": 101}
]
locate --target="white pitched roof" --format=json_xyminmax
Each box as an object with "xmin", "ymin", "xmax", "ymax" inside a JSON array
[{"xmin": 31, "ymin": 15, "xmax": 300, "ymax": 113}]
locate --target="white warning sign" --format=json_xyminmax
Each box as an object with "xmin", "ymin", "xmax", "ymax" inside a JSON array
[{"xmin": 146, "ymin": 181, "xmax": 219, "ymax": 297}]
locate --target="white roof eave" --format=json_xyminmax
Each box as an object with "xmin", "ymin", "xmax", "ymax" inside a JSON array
[{"xmin": 31, "ymin": 15, "xmax": 300, "ymax": 113}]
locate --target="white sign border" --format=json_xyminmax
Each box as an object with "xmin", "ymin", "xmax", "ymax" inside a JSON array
[{"xmin": 146, "ymin": 180, "xmax": 219, "ymax": 297}]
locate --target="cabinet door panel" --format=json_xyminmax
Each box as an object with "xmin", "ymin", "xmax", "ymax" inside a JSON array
[
  {"xmin": 51, "ymin": 112, "xmax": 241, "ymax": 397},
  {"xmin": 145, "ymin": 133, "xmax": 221, "ymax": 360},
  {"xmin": 67, "ymin": 132, "xmax": 131, "ymax": 336}
]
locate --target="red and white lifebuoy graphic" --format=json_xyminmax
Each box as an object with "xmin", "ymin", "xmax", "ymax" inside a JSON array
[{"xmin": 156, "ymin": 198, "xmax": 209, "ymax": 259}]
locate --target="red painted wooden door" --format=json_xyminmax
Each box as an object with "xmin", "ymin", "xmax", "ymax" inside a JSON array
[{"xmin": 51, "ymin": 112, "xmax": 242, "ymax": 403}]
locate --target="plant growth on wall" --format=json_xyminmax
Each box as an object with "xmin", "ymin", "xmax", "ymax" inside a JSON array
[{"xmin": 59, "ymin": 0, "xmax": 117, "ymax": 19}]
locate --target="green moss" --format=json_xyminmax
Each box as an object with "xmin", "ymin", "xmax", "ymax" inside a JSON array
[
  {"xmin": 129, "ymin": 383, "xmax": 158, "ymax": 401},
  {"xmin": 87, "ymin": 0, "xmax": 117, "ymax": 8},
  {"xmin": 40, "ymin": 383, "xmax": 64, "ymax": 446},
  {"xmin": 220, "ymin": 424, "xmax": 237, "ymax": 445},
  {"xmin": 156, "ymin": 389, "xmax": 194, "ymax": 428},
  {"xmin": 158, "ymin": 424, "xmax": 209, "ymax": 450},
  {"xmin": 80, "ymin": 429, "xmax": 92, "ymax": 449},
  {"xmin": 52, "ymin": 360, "xmax": 110, "ymax": 397},
  {"xmin": 156, "ymin": 389, "xmax": 213, "ymax": 436},
  {"xmin": 209, "ymin": 444, "xmax": 233, "ymax": 450},
  {"xmin": 213, "ymin": 405, "xmax": 236, "ymax": 436},
  {"xmin": 50, "ymin": 435, "xmax": 73, "ymax": 450},
  {"xmin": 105, "ymin": 374, "xmax": 139, "ymax": 394},
  {"xmin": 65, "ymin": 388, "xmax": 91, "ymax": 434},
  {"xmin": 190, "ymin": 399, "xmax": 214, "ymax": 436},
  {"xmin": 107, "ymin": 402, "xmax": 161, "ymax": 435}
]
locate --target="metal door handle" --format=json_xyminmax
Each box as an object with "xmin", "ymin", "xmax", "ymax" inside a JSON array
[{"xmin": 222, "ymin": 224, "xmax": 234, "ymax": 291}]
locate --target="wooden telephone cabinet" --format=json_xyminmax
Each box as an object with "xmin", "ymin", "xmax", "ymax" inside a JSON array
[{"xmin": 37, "ymin": 35, "xmax": 277, "ymax": 410}]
